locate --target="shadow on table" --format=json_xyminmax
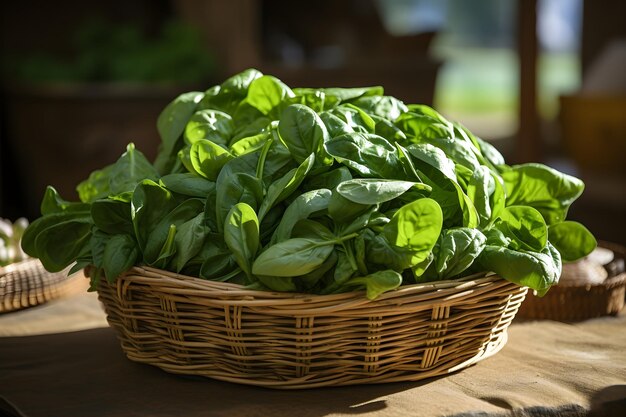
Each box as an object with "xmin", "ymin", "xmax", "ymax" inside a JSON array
[
  {"xmin": 0, "ymin": 328, "xmax": 439, "ymax": 417},
  {"xmin": 589, "ymin": 385, "xmax": 626, "ymax": 417},
  {"xmin": 4, "ymin": 328, "xmax": 623, "ymax": 417}
]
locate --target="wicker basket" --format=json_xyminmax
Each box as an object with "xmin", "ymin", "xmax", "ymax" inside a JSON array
[
  {"xmin": 0, "ymin": 258, "xmax": 83, "ymax": 313},
  {"xmin": 96, "ymin": 266, "xmax": 527, "ymax": 389},
  {"xmin": 517, "ymin": 241, "xmax": 626, "ymax": 322}
]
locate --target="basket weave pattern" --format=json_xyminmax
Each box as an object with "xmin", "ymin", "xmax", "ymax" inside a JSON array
[
  {"xmin": 97, "ymin": 267, "xmax": 527, "ymax": 388},
  {"xmin": 0, "ymin": 259, "xmax": 82, "ymax": 313},
  {"xmin": 518, "ymin": 241, "xmax": 626, "ymax": 321}
]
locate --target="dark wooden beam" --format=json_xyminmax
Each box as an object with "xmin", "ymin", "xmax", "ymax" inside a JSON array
[
  {"xmin": 173, "ymin": 0, "xmax": 261, "ymax": 76},
  {"xmin": 517, "ymin": 0, "xmax": 540, "ymax": 163}
]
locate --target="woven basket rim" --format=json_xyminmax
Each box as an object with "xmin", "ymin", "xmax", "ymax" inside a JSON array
[
  {"xmin": 555, "ymin": 272, "xmax": 626, "ymax": 289},
  {"xmin": 109, "ymin": 265, "xmax": 508, "ymax": 303}
]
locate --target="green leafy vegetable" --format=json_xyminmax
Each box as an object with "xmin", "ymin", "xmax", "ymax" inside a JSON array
[
  {"xmin": 22, "ymin": 68, "xmax": 595, "ymax": 299},
  {"xmin": 155, "ymin": 91, "xmax": 204, "ymax": 173},
  {"xmin": 252, "ymin": 238, "xmax": 335, "ymax": 277},
  {"xmin": 427, "ymin": 227, "xmax": 486, "ymax": 280},
  {"xmin": 501, "ymin": 163, "xmax": 584, "ymax": 225},
  {"xmin": 184, "ymin": 109, "xmax": 233, "ymax": 146},
  {"xmin": 548, "ymin": 221, "xmax": 597, "ymax": 262},
  {"xmin": 224, "ymin": 203, "xmax": 259, "ymax": 281}
]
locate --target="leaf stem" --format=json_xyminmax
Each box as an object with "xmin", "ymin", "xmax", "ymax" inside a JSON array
[
  {"xmin": 335, "ymin": 232, "xmax": 358, "ymax": 243},
  {"xmin": 341, "ymin": 242, "xmax": 359, "ymax": 272},
  {"xmin": 256, "ymin": 134, "xmax": 273, "ymax": 181}
]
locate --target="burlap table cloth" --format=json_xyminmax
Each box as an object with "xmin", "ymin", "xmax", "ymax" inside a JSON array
[{"xmin": 0, "ymin": 290, "xmax": 624, "ymax": 417}]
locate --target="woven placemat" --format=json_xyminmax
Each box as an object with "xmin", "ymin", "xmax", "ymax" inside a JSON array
[{"xmin": 0, "ymin": 259, "xmax": 84, "ymax": 313}]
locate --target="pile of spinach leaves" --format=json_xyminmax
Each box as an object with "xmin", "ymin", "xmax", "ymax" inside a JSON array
[{"xmin": 21, "ymin": 69, "xmax": 596, "ymax": 299}]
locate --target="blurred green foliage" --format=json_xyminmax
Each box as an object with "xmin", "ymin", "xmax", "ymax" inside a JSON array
[{"xmin": 8, "ymin": 19, "xmax": 215, "ymax": 84}]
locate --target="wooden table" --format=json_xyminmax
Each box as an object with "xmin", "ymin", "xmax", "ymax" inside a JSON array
[{"xmin": 1, "ymin": 290, "xmax": 625, "ymax": 417}]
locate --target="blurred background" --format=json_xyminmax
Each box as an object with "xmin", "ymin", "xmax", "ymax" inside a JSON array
[{"xmin": 1, "ymin": 0, "xmax": 624, "ymax": 243}]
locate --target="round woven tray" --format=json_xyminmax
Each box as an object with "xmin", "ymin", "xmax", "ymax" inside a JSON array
[
  {"xmin": 96, "ymin": 266, "xmax": 527, "ymax": 389},
  {"xmin": 0, "ymin": 259, "xmax": 83, "ymax": 313},
  {"xmin": 517, "ymin": 241, "xmax": 626, "ymax": 322}
]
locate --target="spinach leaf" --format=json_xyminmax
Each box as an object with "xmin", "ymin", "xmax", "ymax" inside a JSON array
[
  {"xmin": 155, "ymin": 91, "xmax": 204, "ymax": 173},
  {"xmin": 89, "ymin": 229, "xmax": 108, "ymax": 270},
  {"xmin": 478, "ymin": 242, "xmax": 561, "ymax": 296},
  {"xmin": 290, "ymin": 219, "xmax": 335, "ymax": 241},
  {"xmin": 259, "ymin": 137, "xmax": 297, "ymax": 184},
  {"xmin": 548, "ymin": 221, "xmax": 596, "ymax": 262},
  {"xmin": 405, "ymin": 104, "xmax": 451, "ymax": 124},
  {"xmin": 230, "ymin": 117, "xmax": 271, "ymax": 145},
  {"xmin": 334, "ymin": 248, "xmax": 358, "ymax": 284},
  {"xmin": 131, "ymin": 179, "xmax": 178, "ymax": 253},
  {"xmin": 427, "ymin": 177, "xmax": 479, "ymax": 229},
  {"xmin": 319, "ymin": 111, "xmax": 355, "ymax": 138},
  {"xmin": 224, "ymin": 203, "xmax": 259, "ymax": 281},
  {"xmin": 26, "ymin": 217, "xmax": 92, "ymax": 272},
  {"xmin": 374, "ymin": 117, "xmax": 407, "ymax": 143},
  {"xmin": 199, "ymin": 69, "xmax": 262, "ymax": 115},
  {"xmin": 301, "ymin": 167, "xmax": 352, "ymax": 192},
  {"xmin": 278, "ymin": 104, "xmax": 332, "ymax": 166},
  {"xmin": 501, "ymin": 163, "xmax": 584, "ymax": 224},
  {"xmin": 77, "ymin": 143, "xmax": 158, "ymax": 203},
  {"xmin": 159, "ymin": 173, "xmax": 215, "ymax": 198},
  {"xmin": 325, "ymin": 132, "xmax": 405, "ymax": 179},
  {"xmin": 330, "ymin": 104, "xmax": 376, "ymax": 133},
  {"xmin": 466, "ymin": 166, "xmax": 504, "ymax": 228},
  {"xmin": 214, "ymin": 153, "xmax": 264, "ymax": 230},
  {"xmin": 427, "ymin": 137, "xmax": 482, "ymax": 172},
  {"xmin": 184, "ymin": 109, "xmax": 233, "ymax": 146},
  {"xmin": 103, "ymin": 234, "xmax": 139, "ymax": 282},
  {"xmin": 394, "ymin": 142, "xmax": 421, "ymax": 181},
  {"xmin": 328, "ymin": 191, "xmax": 372, "ymax": 225},
  {"xmin": 220, "ymin": 68, "xmax": 264, "ymax": 95},
  {"xmin": 215, "ymin": 172, "xmax": 263, "ymax": 233},
  {"xmin": 495, "ymin": 205, "xmax": 548, "ymax": 252},
  {"xmin": 319, "ymin": 86, "xmax": 384, "ymax": 102},
  {"xmin": 91, "ymin": 199, "xmax": 133, "ymax": 235},
  {"xmin": 395, "ymin": 112, "xmax": 454, "ymax": 142},
  {"xmin": 256, "ymin": 275, "xmax": 297, "ymax": 292},
  {"xmin": 230, "ymin": 132, "xmax": 271, "ymax": 157},
  {"xmin": 474, "ymin": 136, "xmax": 505, "ymax": 167},
  {"xmin": 340, "ymin": 207, "xmax": 379, "ymax": 236},
  {"xmin": 363, "ymin": 230, "xmax": 413, "ymax": 271},
  {"xmin": 143, "ymin": 199, "xmax": 205, "ymax": 265},
  {"xmin": 295, "ymin": 250, "xmax": 338, "ymax": 290},
  {"xmin": 483, "ymin": 228, "xmax": 511, "ymax": 247},
  {"xmin": 288, "ymin": 89, "xmax": 339, "ymax": 112},
  {"xmin": 257, "ymin": 153, "xmax": 315, "ymax": 221},
  {"xmin": 351, "ymin": 95, "xmax": 408, "ymax": 121},
  {"xmin": 406, "ymin": 143, "xmax": 457, "ymax": 182},
  {"xmin": 336, "ymin": 179, "xmax": 430, "ymax": 204},
  {"xmin": 195, "ymin": 235, "xmax": 237, "ymax": 279},
  {"xmin": 341, "ymin": 270, "xmax": 403, "ymax": 300},
  {"xmin": 232, "ymin": 101, "xmax": 267, "ymax": 126},
  {"xmin": 383, "ymin": 198, "xmax": 443, "ymax": 267},
  {"xmin": 252, "ymin": 238, "xmax": 335, "ymax": 277},
  {"xmin": 151, "ymin": 224, "xmax": 178, "ymax": 269},
  {"xmin": 246, "ymin": 75, "xmax": 294, "ymax": 117},
  {"xmin": 430, "ymin": 227, "xmax": 486, "ymax": 280},
  {"xmin": 272, "ymin": 189, "xmax": 332, "ymax": 243},
  {"xmin": 172, "ymin": 212, "xmax": 207, "ymax": 272},
  {"xmin": 189, "ymin": 139, "xmax": 234, "ymax": 181},
  {"xmin": 41, "ymin": 186, "xmax": 90, "ymax": 215}
]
